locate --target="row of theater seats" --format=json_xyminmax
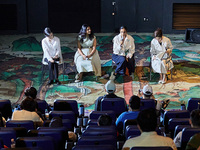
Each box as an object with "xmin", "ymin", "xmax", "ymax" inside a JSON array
[{"xmin": 0, "ymin": 98, "xmax": 199, "ymax": 149}]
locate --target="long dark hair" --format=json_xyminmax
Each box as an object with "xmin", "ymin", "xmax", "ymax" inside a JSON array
[
  {"xmin": 78, "ymin": 24, "xmax": 94, "ymax": 43},
  {"xmin": 44, "ymin": 27, "xmax": 52, "ymax": 37},
  {"xmin": 154, "ymin": 28, "xmax": 163, "ymax": 38}
]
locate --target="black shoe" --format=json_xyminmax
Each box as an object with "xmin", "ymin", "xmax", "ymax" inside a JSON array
[
  {"xmin": 47, "ymin": 80, "xmax": 53, "ymax": 86},
  {"xmin": 55, "ymin": 80, "xmax": 61, "ymax": 85}
]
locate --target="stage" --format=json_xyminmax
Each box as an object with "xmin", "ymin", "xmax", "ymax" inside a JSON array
[{"xmin": 0, "ymin": 33, "xmax": 200, "ymax": 113}]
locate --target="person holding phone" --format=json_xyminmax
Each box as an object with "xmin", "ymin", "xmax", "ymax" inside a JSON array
[
  {"xmin": 42, "ymin": 27, "xmax": 63, "ymax": 85},
  {"xmin": 111, "ymin": 26, "xmax": 135, "ymax": 80},
  {"xmin": 150, "ymin": 28, "xmax": 173, "ymax": 84}
]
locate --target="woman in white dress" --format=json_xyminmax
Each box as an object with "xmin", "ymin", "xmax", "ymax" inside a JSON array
[
  {"xmin": 150, "ymin": 28, "xmax": 174, "ymax": 84},
  {"xmin": 74, "ymin": 24, "xmax": 101, "ymax": 82},
  {"xmin": 42, "ymin": 27, "xmax": 63, "ymax": 85}
]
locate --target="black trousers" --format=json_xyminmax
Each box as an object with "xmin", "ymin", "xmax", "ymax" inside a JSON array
[{"xmin": 47, "ymin": 61, "xmax": 59, "ymax": 81}]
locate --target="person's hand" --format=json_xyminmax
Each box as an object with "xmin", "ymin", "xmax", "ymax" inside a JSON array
[
  {"xmin": 50, "ymin": 59, "xmax": 54, "ymax": 63},
  {"xmin": 82, "ymin": 55, "xmax": 86, "ymax": 60},
  {"xmin": 197, "ymin": 146, "xmax": 200, "ymax": 150},
  {"xmin": 166, "ymin": 49, "xmax": 171, "ymax": 54}
]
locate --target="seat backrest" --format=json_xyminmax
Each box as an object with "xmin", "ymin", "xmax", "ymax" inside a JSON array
[
  {"xmin": 0, "ymin": 130, "xmax": 16, "ymax": 147},
  {"xmin": 6, "ymin": 120, "xmax": 34, "ymax": 130},
  {"xmin": 174, "ymin": 125, "xmax": 191, "ymax": 139},
  {"xmin": 125, "ymin": 125, "xmax": 141, "ymax": 139},
  {"xmin": 1, "ymin": 148, "xmax": 42, "ymax": 150},
  {"xmin": 130, "ymin": 147, "xmax": 173, "ymax": 150},
  {"xmin": 187, "ymin": 98, "xmax": 200, "ymax": 112},
  {"xmin": 181, "ymin": 127, "xmax": 200, "ymax": 150},
  {"xmin": 49, "ymin": 111, "xmax": 76, "ymax": 125},
  {"xmin": 89, "ymin": 110, "xmax": 116, "ymax": 121},
  {"xmin": 168, "ymin": 118, "xmax": 190, "ymax": 138},
  {"xmin": 140, "ymin": 99, "xmax": 155, "ymax": 111},
  {"xmin": 16, "ymin": 136, "xmax": 55, "ymax": 150},
  {"xmin": 163, "ymin": 110, "xmax": 190, "ymax": 133},
  {"xmin": 72, "ymin": 145, "xmax": 116, "ymax": 150},
  {"xmin": 101, "ymin": 98, "xmax": 127, "ymax": 117},
  {"xmin": 0, "ymin": 99, "xmax": 12, "ymax": 120},
  {"xmin": 77, "ymin": 135, "xmax": 117, "ymax": 147},
  {"xmin": 36, "ymin": 100, "xmax": 49, "ymax": 114},
  {"xmin": 123, "ymin": 119, "xmax": 137, "ymax": 134},
  {"xmin": 53, "ymin": 99, "xmax": 79, "ymax": 117},
  {"xmin": 0, "ymin": 127, "xmax": 28, "ymax": 137}
]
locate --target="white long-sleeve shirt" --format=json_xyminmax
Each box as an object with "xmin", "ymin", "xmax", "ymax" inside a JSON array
[
  {"xmin": 42, "ymin": 36, "xmax": 63, "ymax": 65},
  {"xmin": 113, "ymin": 34, "xmax": 135, "ymax": 58}
]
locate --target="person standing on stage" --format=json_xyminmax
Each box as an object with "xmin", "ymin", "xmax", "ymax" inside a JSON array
[
  {"xmin": 150, "ymin": 28, "xmax": 173, "ymax": 84},
  {"xmin": 74, "ymin": 24, "xmax": 101, "ymax": 82},
  {"xmin": 111, "ymin": 26, "xmax": 135, "ymax": 80},
  {"xmin": 42, "ymin": 27, "xmax": 63, "ymax": 85}
]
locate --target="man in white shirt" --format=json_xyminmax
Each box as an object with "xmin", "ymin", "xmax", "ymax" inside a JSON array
[{"xmin": 111, "ymin": 26, "xmax": 135, "ymax": 80}]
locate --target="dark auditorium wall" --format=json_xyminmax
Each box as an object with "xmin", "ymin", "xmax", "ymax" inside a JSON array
[{"xmin": 0, "ymin": 0, "xmax": 200, "ymax": 34}]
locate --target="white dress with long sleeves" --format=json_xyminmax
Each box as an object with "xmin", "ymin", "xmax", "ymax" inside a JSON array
[
  {"xmin": 74, "ymin": 36, "xmax": 101, "ymax": 76},
  {"xmin": 42, "ymin": 36, "xmax": 63, "ymax": 65},
  {"xmin": 113, "ymin": 34, "xmax": 135, "ymax": 58},
  {"xmin": 150, "ymin": 36, "xmax": 174, "ymax": 74}
]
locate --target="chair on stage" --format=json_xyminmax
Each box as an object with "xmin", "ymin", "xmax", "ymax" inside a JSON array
[{"xmin": 187, "ymin": 98, "xmax": 200, "ymax": 112}]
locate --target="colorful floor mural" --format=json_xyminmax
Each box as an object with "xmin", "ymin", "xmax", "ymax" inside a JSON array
[{"xmin": 0, "ymin": 33, "xmax": 200, "ymax": 114}]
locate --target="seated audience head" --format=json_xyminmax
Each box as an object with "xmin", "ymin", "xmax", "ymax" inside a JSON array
[
  {"xmin": 137, "ymin": 108, "xmax": 157, "ymax": 132},
  {"xmin": 129, "ymin": 95, "xmax": 140, "ymax": 111},
  {"xmin": 49, "ymin": 117, "xmax": 63, "ymax": 127},
  {"xmin": 142, "ymin": 84, "xmax": 153, "ymax": 98},
  {"xmin": 97, "ymin": 114, "xmax": 112, "ymax": 126},
  {"xmin": 20, "ymin": 97, "xmax": 37, "ymax": 112},
  {"xmin": 105, "ymin": 80, "xmax": 116, "ymax": 94},
  {"xmin": 24, "ymin": 87, "xmax": 37, "ymax": 99},
  {"xmin": 190, "ymin": 109, "xmax": 200, "ymax": 128}
]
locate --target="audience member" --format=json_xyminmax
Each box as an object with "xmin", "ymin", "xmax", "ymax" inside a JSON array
[
  {"xmin": 95, "ymin": 80, "xmax": 127, "ymax": 111},
  {"xmin": 174, "ymin": 109, "xmax": 200, "ymax": 148},
  {"xmin": 186, "ymin": 133, "xmax": 200, "ymax": 150},
  {"xmin": 122, "ymin": 108, "xmax": 177, "ymax": 150},
  {"xmin": 24, "ymin": 86, "xmax": 40, "ymax": 100},
  {"xmin": 116, "ymin": 95, "xmax": 140, "ymax": 134},
  {"xmin": 49, "ymin": 117, "xmax": 77, "ymax": 142},
  {"xmin": 11, "ymin": 97, "xmax": 44, "ymax": 126},
  {"xmin": 97, "ymin": 114, "xmax": 112, "ymax": 126}
]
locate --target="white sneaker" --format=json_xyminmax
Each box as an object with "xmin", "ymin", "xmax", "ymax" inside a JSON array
[
  {"xmin": 109, "ymin": 72, "xmax": 116, "ymax": 80},
  {"xmin": 158, "ymin": 80, "xmax": 162, "ymax": 84},
  {"xmin": 75, "ymin": 79, "xmax": 80, "ymax": 83}
]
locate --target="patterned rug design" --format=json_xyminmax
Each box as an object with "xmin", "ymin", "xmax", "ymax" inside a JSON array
[{"xmin": 0, "ymin": 33, "xmax": 200, "ymax": 113}]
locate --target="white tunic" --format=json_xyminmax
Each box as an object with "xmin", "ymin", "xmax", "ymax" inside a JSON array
[
  {"xmin": 42, "ymin": 36, "xmax": 63, "ymax": 65},
  {"xmin": 113, "ymin": 34, "xmax": 135, "ymax": 58},
  {"xmin": 74, "ymin": 36, "xmax": 101, "ymax": 76},
  {"xmin": 150, "ymin": 36, "xmax": 174, "ymax": 74}
]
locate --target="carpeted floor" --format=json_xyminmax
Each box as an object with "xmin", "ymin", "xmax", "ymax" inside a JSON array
[{"xmin": 0, "ymin": 33, "xmax": 200, "ymax": 114}]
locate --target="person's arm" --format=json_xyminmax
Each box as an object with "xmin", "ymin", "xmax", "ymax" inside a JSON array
[
  {"xmin": 77, "ymin": 40, "xmax": 86, "ymax": 60},
  {"xmin": 54, "ymin": 37, "xmax": 61, "ymax": 59},
  {"xmin": 87, "ymin": 37, "xmax": 97, "ymax": 58},
  {"xmin": 166, "ymin": 38, "xmax": 173, "ymax": 55},
  {"xmin": 126, "ymin": 36, "xmax": 135, "ymax": 58},
  {"xmin": 42, "ymin": 39, "xmax": 54, "ymax": 63},
  {"xmin": 113, "ymin": 35, "xmax": 123, "ymax": 54}
]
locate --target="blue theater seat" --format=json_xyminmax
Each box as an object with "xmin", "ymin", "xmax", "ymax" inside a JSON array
[
  {"xmin": 16, "ymin": 136, "xmax": 55, "ymax": 150},
  {"xmin": 6, "ymin": 120, "xmax": 35, "ymax": 130},
  {"xmin": 36, "ymin": 100, "xmax": 49, "ymax": 114},
  {"xmin": 0, "ymin": 130, "xmax": 16, "ymax": 147},
  {"xmin": 140, "ymin": 99, "xmax": 155, "ymax": 110},
  {"xmin": 1, "ymin": 148, "xmax": 42, "ymax": 150},
  {"xmin": 53, "ymin": 99, "xmax": 79, "ymax": 117},
  {"xmin": 187, "ymin": 98, "xmax": 200, "ymax": 112},
  {"xmin": 0, "ymin": 99, "xmax": 12, "ymax": 120},
  {"xmin": 181, "ymin": 127, "xmax": 200, "ymax": 150},
  {"xmin": 101, "ymin": 98, "xmax": 127, "ymax": 117},
  {"xmin": 173, "ymin": 125, "xmax": 191, "ymax": 139},
  {"xmin": 82, "ymin": 128, "xmax": 117, "ymax": 138}
]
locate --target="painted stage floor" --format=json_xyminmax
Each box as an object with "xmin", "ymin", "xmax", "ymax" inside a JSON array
[{"xmin": 0, "ymin": 33, "xmax": 200, "ymax": 114}]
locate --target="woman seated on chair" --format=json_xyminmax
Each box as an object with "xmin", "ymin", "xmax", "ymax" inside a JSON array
[
  {"xmin": 42, "ymin": 27, "xmax": 63, "ymax": 85},
  {"xmin": 74, "ymin": 24, "xmax": 101, "ymax": 82},
  {"xmin": 150, "ymin": 28, "xmax": 174, "ymax": 84}
]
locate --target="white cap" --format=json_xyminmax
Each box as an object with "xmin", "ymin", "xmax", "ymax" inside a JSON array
[
  {"xmin": 105, "ymin": 80, "xmax": 116, "ymax": 94},
  {"xmin": 142, "ymin": 84, "xmax": 153, "ymax": 96}
]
